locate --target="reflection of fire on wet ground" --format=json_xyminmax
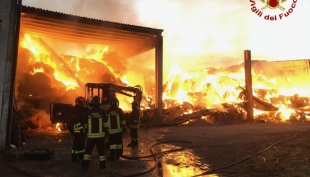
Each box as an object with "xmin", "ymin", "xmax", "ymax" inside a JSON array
[{"xmin": 158, "ymin": 144, "xmax": 218, "ymax": 177}]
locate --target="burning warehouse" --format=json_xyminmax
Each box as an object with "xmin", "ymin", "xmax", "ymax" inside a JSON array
[
  {"xmin": 0, "ymin": 4, "xmax": 164, "ymax": 150},
  {"xmin": 2, "ymin": 1, "xmax": 310, "ymax": 176},
  {"xmin": 2, "ymin": 3, "xmax": 310, "ymax": 146},
  {"xmin": 15, "ymin": 6, "xmax": 164, "ymax": 128}
]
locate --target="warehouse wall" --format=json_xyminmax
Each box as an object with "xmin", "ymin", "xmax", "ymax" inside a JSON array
[{"xmin": 0, "ymin": 0, "xmax": 17, "ymax": 152}]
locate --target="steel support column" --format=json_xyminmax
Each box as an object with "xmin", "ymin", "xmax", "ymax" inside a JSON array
[
  {"xmin": 155, "ymin": 35, "xmax": 163, "ymax": 122},
  {"xmin": 244, "ymin": 50, "xmax": 254, "ymax": 121}
]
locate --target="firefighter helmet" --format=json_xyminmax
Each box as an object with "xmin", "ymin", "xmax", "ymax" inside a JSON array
[
  {"xmin": 131, "ymin": 101, "xmax": 139, "ymax": 110},
  {"xmin": 131, "ymin": 101, "xmax": 139, "ymax": 108},
  {"xmin": 75, "ymin": 96, "xmax": 85, "ymax": 106},
  {"xmin": 91, "ymin": 96, "xmax": 101, "ymax": 105},
  {"xmin": 109, "ymin": 97, "xmax": 119, "ymax": 107}
]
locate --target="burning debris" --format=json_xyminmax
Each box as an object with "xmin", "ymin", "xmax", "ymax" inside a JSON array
[
  {"xmin": 15, "ymin": 32, "xmax": 310, "ymax": 129},
  {"xmin": 161, "ymin": 59, "xmax": 310, "ymax": 124},
  {"xmin": 16, "ymin": 33, "xmax": 133, "ymax": 126}
]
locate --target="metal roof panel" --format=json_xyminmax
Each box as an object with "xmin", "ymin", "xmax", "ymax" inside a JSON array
[{"xmin": 20, "ymin": 5, "xmax": 163, "ymax": 58}]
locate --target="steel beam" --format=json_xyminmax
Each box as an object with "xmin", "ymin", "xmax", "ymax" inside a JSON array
[
  {"xmin": 155, "ymin": 36, "xmax": 163, "ymax": 122},
  {"xmin": 244, "ymin": 50, "xmax": 254, "ymax": 121}
]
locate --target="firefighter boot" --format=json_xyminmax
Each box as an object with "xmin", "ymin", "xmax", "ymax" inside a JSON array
[
  {"xmin": 107, "ymin": 156, "xmax": 116, "ymax": 161},
  {"xmin": 71, "ymin": 153, "xmax": 80, "ymax": 162},
  {"xmin": 81, "ymin": 160, "xmax": 90, "ymax": 170},
  {"xmin": 99, "ymin": 160, "xmax": 107, "ymax": 169},
  {"xmin": 128, "ymin": 140, "xmax": 134, "ymax": 147},
  {"xmin": 79, "ymin": 153, "xmax": 84, "ymax": 161},
  {"xmin": 108, "ymin": 149, "xmax": 116, "ymax": 161},
  {"xmin": 128, "ymin": 140, "xmax": 138, "ymax": 147},
  {"xmin": 132, "ymin": 140, "xmax": 138, "ymax": 147}
]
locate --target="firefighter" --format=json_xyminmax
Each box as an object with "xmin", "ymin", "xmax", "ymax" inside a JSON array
[
  {"xmin": 71, "ymin": 96, "xmax": 87, "ymax": 162},
  {"xmin": 81, "ymin": 96, "xmax": 109, "ymax": 169},
  {"xmin": 107, "ymin": 97, "xmax": 126, "ymax": 161},
  {"xmin": 128, "ymin": 101, "xmax": 140, "ymax": 147}
]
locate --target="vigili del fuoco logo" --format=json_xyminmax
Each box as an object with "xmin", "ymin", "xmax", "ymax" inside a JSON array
[{"xmin": 250, "ymin": 0, "xmax": 297, "ymax": 20}]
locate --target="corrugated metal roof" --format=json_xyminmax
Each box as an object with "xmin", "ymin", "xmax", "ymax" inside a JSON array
[
  {"xmin": 20, "ymin": 5, "xmax": 163, "ymax": 57},
  {"xmin": 21, "ymin": 5, "xmax": 163, "ymax": 34}
]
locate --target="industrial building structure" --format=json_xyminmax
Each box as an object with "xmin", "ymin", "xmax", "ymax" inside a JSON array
[{"xmin": 0, "ymin": 2, "xmax": 163, "ymax": 152}]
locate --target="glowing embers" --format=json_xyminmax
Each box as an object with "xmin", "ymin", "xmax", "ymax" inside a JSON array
[
  {"xmin": 30, "ymin": 67, "xmax": 44, "ymax": 75},
  {"xmin": 56, "ymin": 123, "xmax": 62, "ymax": 131}
]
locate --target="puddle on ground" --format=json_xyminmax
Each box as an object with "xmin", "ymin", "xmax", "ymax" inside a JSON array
[{"xmin": 156, "ymin": 144, "xmax": 219, "ymax": 177}]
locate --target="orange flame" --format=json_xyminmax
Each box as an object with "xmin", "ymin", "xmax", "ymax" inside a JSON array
[
  {"xmin": 19, "ymin": 33, "xmax": 310, "ymax": 120},
  {"xmin": 30, "ymin": 67, "xmax": 44, "ymax": 75},
  {"xmin": 21, "ymin": 34, "xmax": 79, "ymax": 91}
]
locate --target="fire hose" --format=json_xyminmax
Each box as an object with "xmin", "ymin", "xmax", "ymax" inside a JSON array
[
  {"xmin": 120, "ymin": 128, "xmax": 310, "ymax": 177},
  {"xmin": 1, "ymin": 129, "xmax": 310, "ymax": 177},
  {"xmin": 192, "ymin": 128, "xmax": 310, "ymax": 177},
  {"xmin": 0, "ymin": 140, "xmax": 195, "ymax": 177},
  {"xmin": 119, "ymin": 140, "xmax": 196, "ymax": 177}
]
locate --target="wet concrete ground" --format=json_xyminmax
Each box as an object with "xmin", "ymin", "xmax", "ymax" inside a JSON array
[
  {"xmin": 0, "ymin": 125, "xmax": 210, "ymax": 177},
  {"xmin": 121, "ymin": 128, "xmax": 208, "ymax": 177},
  {"xmin": 2, "ymin": 121, "xmax": 310, "ymax": 177},
  {"xmin": 160, "ymin": 148, "xmax": 204, "ymax": 177}
]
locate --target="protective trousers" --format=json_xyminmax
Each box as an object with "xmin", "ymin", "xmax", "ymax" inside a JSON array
[
  {"xmin": 130, "ymin": 128, "xmax": 138, "ymax": 145},
  {"xmin": 81, "ymin": 137, "xmax": 106, "ymax": 169},
  {"xmin": 109, "ymin": 132, "xmax": 123, "ymax": 158},
  {"xmin": 71, "ymin": 133, "xmax": 85, "ymax": 161}
]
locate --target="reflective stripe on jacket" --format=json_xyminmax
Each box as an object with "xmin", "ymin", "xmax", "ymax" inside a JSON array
[
  {"xmin": 71, "ymin": 105, "xmax": 86, "ymax": 133},
  {"xmin": 129, "ymin": 108, "xmax": 140, "ymax": 129},
  {"xmin": 107, "ymin": 107, "xmax": 125, "ymax": 134},
  {"xmin": 130, "ymin": 119, "xmax": 139, "ymax": 129},
  {"xmin": 73, "ymin": 122, "xmax": 84, "ymax": 133},
  {"xmin": 85, "ymin": 106, "xmax": 108, "ymax": 138},
  {"xmin": 108, "ymin": 111, "xmax": 123, "ymax": 134}
]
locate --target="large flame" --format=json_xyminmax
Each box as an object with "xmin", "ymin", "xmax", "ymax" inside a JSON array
[
  {"xmin": 18, "ymin": 32, "xmax": 310, "ymax": 121},
  {"xmin": 163, "ymin": 60, "xmax": 310, "ymax": 121},
  {"xmin": 19, "ymin": 34, "xmax": 128, "ymax": 90},
  {"xmin": 20, "ymin": 34, "xmax": 79, "ymax": 91},
  {"xmin": 18, "ymin": 0, "xmax": 310, "ymax": 121}
]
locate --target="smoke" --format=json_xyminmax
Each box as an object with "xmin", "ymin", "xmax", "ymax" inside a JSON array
[
  {"xmin": 22, "ymin": 0, "xmax": 140, "ymax": 24},
  {"xmin": 21, "ymin": 0, "xmax": 238, "ymax": 83},
  {"xmin": 23, "ymin": 0, "xmax": 310, "ymax": 71},
  {"xmin": 134, "ymin": 0, "xmax": 250, "ymax": 68}
]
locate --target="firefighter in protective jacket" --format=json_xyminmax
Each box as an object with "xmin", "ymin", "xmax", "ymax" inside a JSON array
[
  {"xmin": 81, "ymin": 96, "xmax": 109, "ymax": 169},
  {"xmin": 128, "ymin": 101, "xmax": 140, "ymax": 147},
  {"xmin": 71, "ymin": 96, "xmax": 87, "ymax": 162},
  {"xmin": 107, "ymin": 97, "xmax": 126, "ymax": 160}
]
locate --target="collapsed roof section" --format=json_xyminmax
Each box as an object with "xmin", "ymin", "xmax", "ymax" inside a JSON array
[{"xmin": 20, "ymin": 5, "xmax": 164, "ymax": 58}]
